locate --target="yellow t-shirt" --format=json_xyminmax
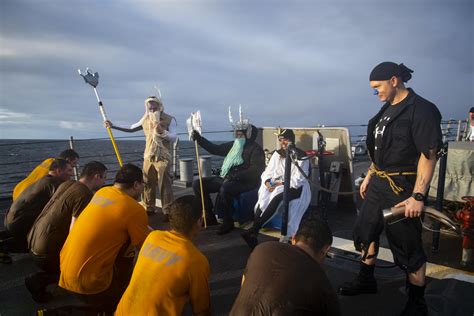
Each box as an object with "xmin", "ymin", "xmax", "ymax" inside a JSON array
[
  {"xmin": 59, "ymin": 186, "xmax": 149, "ymax": 295},
  {"xmin": 115, "ymin": 230, "xmax": 211, "ymax": 316},
  {"xmin": 13, "ymin": 158, "xmax": 54, "ymax": 201}
]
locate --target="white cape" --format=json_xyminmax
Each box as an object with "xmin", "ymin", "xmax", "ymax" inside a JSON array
[{"xmin": 255, "ymin": 151, "xmax": 311, "ymax": 237}]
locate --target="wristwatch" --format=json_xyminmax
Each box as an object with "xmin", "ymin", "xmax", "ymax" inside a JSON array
[{"xmin": 411, "ymin": 192, "xmax": 425, "ymax": 201}]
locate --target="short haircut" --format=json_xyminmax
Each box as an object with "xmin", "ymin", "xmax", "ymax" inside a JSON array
[
  {"xmin": 49, "ymin": 158, "xmax": 71, "ymax": 171},
  {"xmin": 114, "ymin": 163, "xmax": 143, "ymax": 188},
  {"xmin": 169, "ymin": 195, "xmax": 201, "ymax": 235},
  {"xmin": 59, "ymin": 149, "xmax": 79, "ymax": 160},
  {"xmin": 294, "ymin": 215, "xmax": 333, "ymax": 254},
  {"xmin": 80, "ymin": 161, "xmax": 107, "ymax": 179}
]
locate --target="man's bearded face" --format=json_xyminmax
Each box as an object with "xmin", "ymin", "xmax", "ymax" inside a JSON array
[
  {"xmin": 235, "ymin": 130, "xmax": 246, "ymax": 139},
  {"xmin": 147, "ymin": 101, "xmax": 161, "ymax": 113}
]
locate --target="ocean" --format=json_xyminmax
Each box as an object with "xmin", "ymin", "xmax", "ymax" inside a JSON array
[{"xmin": 0, "ymin": 138, "xmax": 225, "ymax": 199}]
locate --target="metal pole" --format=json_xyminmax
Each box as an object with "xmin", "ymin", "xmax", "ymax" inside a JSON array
[
  {"xmin": 432, "ymin": 142, "xmax": 448, "ymax": 253},
  {"xmin": 281, "ymin": 143, "xmax": 293, "ymax": 237},
  {"xmin": 69, "ymin": 136, "xmax": 79, "ymax": 181},
  {"xmin": 317, "ymin": 132, "xmax": 329, "ymax": 220},
  {"xmin": 93, "ymin": 88, "xmax": 123, "ymax": 167},
  {"xmin": 173, "ymin": 139, "xmax": 179, "ymax": 178},
  {"xmin": 194, "ymin": 141, "xmax": 207, "ymax": 228},
  {"xmin": 456, "ymin": 120, "xmax": 462, "ymax": 141}
]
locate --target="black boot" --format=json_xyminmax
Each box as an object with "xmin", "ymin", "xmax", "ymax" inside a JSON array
[
  {"xmin": 241, "ymin": 230, "xmax": 258, "ymax": 250},
  {"xmin": 25, "ymin": 274, "xmax": 53, "ymax": 303},
  {"xmin": 338, "ymin": 262, "xmax": 377, "ymax": 296},
  {"xmin": 217, "ymin": 219, "xmax": 234, "ymax": 235},
  {"xmin": 400, "ymin": 283, "xmax": 427, "ymax": 316}
]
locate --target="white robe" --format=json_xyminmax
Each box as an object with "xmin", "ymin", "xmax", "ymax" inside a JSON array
[{"xmin": 255, "ymin": 151, "xmax": 311, "ymax": 236}]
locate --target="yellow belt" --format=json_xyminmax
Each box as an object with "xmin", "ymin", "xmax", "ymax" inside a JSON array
[{"xmin": 369, "ymin": 166, "xmax": 417, "ymax": 195}]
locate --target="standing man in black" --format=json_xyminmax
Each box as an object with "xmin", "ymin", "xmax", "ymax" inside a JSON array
[{"xmin": 338, "ymin": 62, "xmax": 442, "ymax": 316}]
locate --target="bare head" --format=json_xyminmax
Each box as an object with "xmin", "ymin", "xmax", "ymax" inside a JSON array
[
  {"xmin": 168, "ymin": 195, "xmax": 203, "ymax": 239},
  {"xmin": 79, "ymin": 161, "xmax": 108, "ymax": 191},
  {"xmin": 49, "ymin": 158, "xmax": 74, "ymax": 182},
  {"xmin": 113, "ymin": 163, "xmax": 144, "ymax": 200},
  {"xmin": 292, "ymin": 216, "xmax": 333, "ymax": 264},
  {"xmin": 59, "ymin": 149, "xmax": 80, "ymax": 167}
]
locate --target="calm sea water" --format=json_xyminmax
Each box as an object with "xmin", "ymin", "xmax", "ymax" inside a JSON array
[{"xmin": 0, "ymin": 139, "xmax": 224, "ymax": 199}]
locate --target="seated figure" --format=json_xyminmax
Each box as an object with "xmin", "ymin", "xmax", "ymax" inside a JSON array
[
  {"xmin": 191, "ymin": 108, "xmax": 265, "ymax": 235},
  {"xmin": 241, "ymin": 128, "xmax": 311, "ymax": 249}
]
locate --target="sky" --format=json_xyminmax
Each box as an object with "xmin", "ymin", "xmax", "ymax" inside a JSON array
[{"xmin": 0, "ymin": 0, "xmax": 472, "ymax": 140}]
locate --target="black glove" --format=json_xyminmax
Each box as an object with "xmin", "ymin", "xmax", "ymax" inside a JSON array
[{"xmin": 191, "ymin": 130, "xmax": 201, "ymax": 142}]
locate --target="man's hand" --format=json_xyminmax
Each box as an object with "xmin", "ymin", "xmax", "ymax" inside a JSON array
[
  {"xmin": 267, "ymin": 181, "xmax": 282, "ymax": 192},
  {"xmin": 394, "ymin": 197, "xmax": 424, "ymax": 218},
  {"xmin": 360, "ymin": 174, "xmax": 371, "ymax": 199},
  {"xmin": 191, "ymin": 130, "xmax": 201, "ymax": 141},
  {"xmin": 155, "ymin": 124, "xmax": 164, "ymax": 134},
  {"xmin": 104, "ymin": 120, "xmax": 113, "ymax": 128}
]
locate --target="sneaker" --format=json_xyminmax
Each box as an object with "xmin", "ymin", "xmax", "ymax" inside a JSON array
[
  {"xmin": 399, "ymin": 297, "xmax": 428, "ymax": 316},
  {"xmin": 241, "ymin": 231, "xmax": 258, "ymax": 250},
  {"xmin": 25, "ymin": 275, "xmax": 53, "ymax": 303},
  {"xmin": 338, "ymin": 274, "xmax": 377, "ymax": 296}
]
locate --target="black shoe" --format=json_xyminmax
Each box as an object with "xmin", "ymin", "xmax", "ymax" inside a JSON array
[
  {"xmin": 205, "ymin": 213, "xmax": 218, "ymax": 226},
  {"xmin": 25, "ymin": 275, "xmax": 53, "ymax": 303},
  {"xmin": 338, "ymin": 274, "xmax": 377, "ymax": 296},
  {"xmin": 241, "ymin": 231, "xmax": 258, "ymax": 250},
  {"xmin": 216, "ymin": 221, "xmax": 234, "ymax": 235},
  {"xmin": 0, "ymin": 252, "xmax": 12, "ymax": 264},
  {"xmin": 400, "ymin": 296, "xmax": 428, "ymax": 316}
]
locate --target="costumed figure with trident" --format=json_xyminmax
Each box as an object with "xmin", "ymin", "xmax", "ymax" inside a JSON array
[
  {"xmin": 104, "ymin": 89, "xmax": 177, "ymax": 220},
  {"xmin": 190, "ymin": 106, "xmax": 265, "ymax": 235}
]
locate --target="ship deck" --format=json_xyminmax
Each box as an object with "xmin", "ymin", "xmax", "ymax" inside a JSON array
[{"xmin": 1, "ymin": 159, "xmax": 473, "ymax": 315}]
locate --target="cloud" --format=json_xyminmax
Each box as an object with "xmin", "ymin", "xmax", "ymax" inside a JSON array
[
  {"xmin": 0, "ymin": 108, "xmax": 31, "ymax": 123},
  {"xmin": 0, "ymin": 0, "xmax": 472, "ymax": 140},
  {"xmin": 59, "ymin": 121, "xmax": 89, "ymax": 130}
]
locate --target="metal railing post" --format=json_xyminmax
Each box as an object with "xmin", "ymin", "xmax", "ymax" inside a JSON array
[
  {"xmin": 173, "ymin": 139, "xmax": 179, "ymax": 179},
  {"xmin": 69, "ymin": 136, "xmax": 79, "ymax": 181},
  {"xmin": 456, "ymin": 120, "xmax": 462, "ymax": 141}
]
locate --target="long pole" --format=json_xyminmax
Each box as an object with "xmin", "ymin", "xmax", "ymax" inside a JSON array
[
  {"xmin": 281, "ymin": 143, "xmax": 293, "ymax": 237},
  {"xmin": 93, "ymin": 88, "xmax": 123, "ymax": 167},
  {"xmin": 432, "ymin": 142, "xmax": 448, "ymax": 253},
  {"xmin": 69, "ymin": 136, "xmax": 79, "ymax": 181},
  {"xmin": 195, "ymin": 141, "xmax": 207, "ymax": 228}
]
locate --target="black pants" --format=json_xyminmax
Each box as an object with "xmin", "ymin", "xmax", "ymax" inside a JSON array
[
  {"xmin": 70, "ymin": 255, "xmax": 134, "ymax": 314},
  {"xmin": 252, "ymin": 187, "xmax": 302, "ymax": 233},
  {"xmin": 28, "ymin": 254, "xmax": 60, "ymax": 293},
  {"xmin": 353, "ymin": 175, "xmax": 427, "ymax": 272},
  {"xmin": 0, "ymin": 230, "xmax": 28, "ymax": 253},
  {"xmin": 193, "ymin": 176, "xmax": 257, "ymax": 224}
]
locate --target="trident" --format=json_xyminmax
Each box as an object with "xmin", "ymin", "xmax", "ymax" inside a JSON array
[{"xmin": 78, "ymin": 68, "xmax": 123, "ymax": 167}]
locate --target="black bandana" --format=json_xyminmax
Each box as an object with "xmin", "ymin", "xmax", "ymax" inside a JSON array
[
  {"xmin": 369, "ymin": 62, "xmax": 413, "ymax": 83},
  {"xmin": 277, "ymin": 128, "xmax": 295, "ymax": 143}
]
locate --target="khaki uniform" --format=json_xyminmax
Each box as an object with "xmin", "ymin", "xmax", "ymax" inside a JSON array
[{"xmin": 142, "ymin": 112, "xmax": 175, "ymax": 213}]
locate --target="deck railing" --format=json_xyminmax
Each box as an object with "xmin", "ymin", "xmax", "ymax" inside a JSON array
[{"xmin": 0, "ymin": 119, "xmax": 469, "ymax": 200}]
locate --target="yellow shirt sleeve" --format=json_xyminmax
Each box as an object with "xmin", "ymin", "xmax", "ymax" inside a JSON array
[{"xmin": 13, "ymin": 158, "xmax": 54, "ymax": 201}]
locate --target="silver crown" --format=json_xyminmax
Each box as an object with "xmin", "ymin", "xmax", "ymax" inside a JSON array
[{"xmin": 228, "ymin": 105, "xmax": 250, "ymax": 131}]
